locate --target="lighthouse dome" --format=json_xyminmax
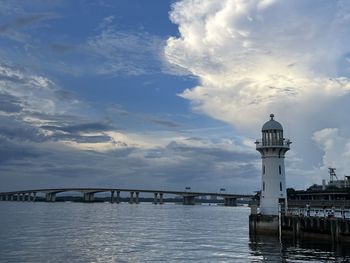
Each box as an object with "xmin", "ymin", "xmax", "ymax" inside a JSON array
[{"xmin": 262, "ymin": 114, "xmax": 283, "ymax": 131}]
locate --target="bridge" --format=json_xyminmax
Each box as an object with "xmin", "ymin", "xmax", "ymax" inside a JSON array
[{"xmin": 0, "ymin": 188, "xmax": 253, "ymax": 206}]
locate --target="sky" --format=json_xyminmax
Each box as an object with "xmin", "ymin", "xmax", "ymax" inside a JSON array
[{"xmin": 1, "ymin": 0, "xmax": 350, "ymax": 193}]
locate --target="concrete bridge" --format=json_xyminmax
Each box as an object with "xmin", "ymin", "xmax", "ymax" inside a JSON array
[{"xmin": 0, "ymin": 188, "xmax": 252, "ymax": 206}]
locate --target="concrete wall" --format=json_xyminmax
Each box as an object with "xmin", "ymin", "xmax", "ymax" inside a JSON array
[
  {"xmin": 249, "ymin": 214, "xmax": 350, "ymax": 243},
  {"xmin": 249, "ymin": 214, "xmax": 279, "ymax": 235}
]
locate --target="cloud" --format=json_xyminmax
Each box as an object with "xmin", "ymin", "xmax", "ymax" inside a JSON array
[
  {"xmin": 312, "ymin": 128, "xmax": 350, "ymax": 178},
  {"xmin": 165, "ymin": 0, "xmax": 350, "ymax": 130},
  {"xmin": 87, "ymin": 22, "xmax": 166, "ymax": 76},
  {"xmin": 0, "ymin": 93, "xmax": 22, "ymax": 113},
  {"xmin": 163, "ymin": 0, "xmax": 350, "ymax": 189},
  {"xmin": 0, "ymin": 13, "xmax": 54, "ymax": 42}
]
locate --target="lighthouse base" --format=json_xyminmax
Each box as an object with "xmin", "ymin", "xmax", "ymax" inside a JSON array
[{"xmin": 249, "ymin": 214, "xmax": 279, "ymax": 236}]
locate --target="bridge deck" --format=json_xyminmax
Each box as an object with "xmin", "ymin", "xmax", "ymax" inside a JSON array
[{"xmin": 0, "ymin": 188, "xmax": 252, "ymax": 198}]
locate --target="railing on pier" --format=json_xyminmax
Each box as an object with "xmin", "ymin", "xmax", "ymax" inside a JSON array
[{"xmin": 287, "ymin": 207, "xmax": 350, "ymax": 219}]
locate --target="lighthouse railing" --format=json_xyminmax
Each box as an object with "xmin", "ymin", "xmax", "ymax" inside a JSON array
[{"xmin": 255, "ymin": 139, "xmax": 291, "ymax": 147}]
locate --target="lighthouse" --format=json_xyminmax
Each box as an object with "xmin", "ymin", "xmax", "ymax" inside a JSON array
[{"xmin": 255, "ymin": 114, "xmax": 291, "ymax": 215}]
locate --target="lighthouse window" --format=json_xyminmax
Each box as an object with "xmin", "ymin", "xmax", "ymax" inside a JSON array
[
  {"xmin": 263, "ymin": 182, "xmax": 265, "ymax": 191},
  {"xmin": 263, "ymin": 165, "xmax": 265, "ymax": 174},
  {"xmin": 279, "ymin": 165, "xmax": 281, "ymax": 174},
  {"xmin": 280, "ymin": 182, "xmax": 282, "ymax": 191}
]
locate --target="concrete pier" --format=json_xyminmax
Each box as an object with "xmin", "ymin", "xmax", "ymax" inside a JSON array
[
  {"xmin": 83, "ymin": 192, "xmax": 94, "ymax": 202},
  {"xmin": 45, "ymin": 192, "xmax": 56, "ymax": 202},
  {"xmin": 129, "ymin": 191, "xmax": 134, "ymax": 204},
  {"xmin": 116, "ymin": 191, "xmax": 120, "ymax": 203},
  {"xmin": 224, "ymin": 197, "xmax": 237, "ymax": 206},
  {"xmin": 159, "ymin": 193, "xmax": 164, "ymax": 204},
  {"xmin": 183, "ymin": 195, "xmax": 195, "ymax": 205},
  {"xmin": 111, "ymin": 190, "xmax": 115, "ymax": 203},
  {"xmin": 249, "ymin": 213, "xmax": 350, "ymax": 244},
  {"xmin": 249, "ymin": 214, "xmax": 280, "ymax": 236},
  {"xmin": 135, "ymin": 192, "xmax": 139, "ymax": 204},
  {"xmin": 153, "ymin": 193, "xmax": 158, "ymax": 204}
]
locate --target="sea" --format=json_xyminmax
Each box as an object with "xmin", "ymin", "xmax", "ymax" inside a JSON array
[{"xmin": 0, "ymin": 202, "xmax": 349, "ymax": 263}]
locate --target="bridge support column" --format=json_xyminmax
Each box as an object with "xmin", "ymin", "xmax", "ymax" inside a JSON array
[
  {"xmin": 135, "ymin": 192, "xmax": 139, "ymax": 204},
  {"xmin": 10, "ymin": 195, "xmax": 14, "ymax": 201},
  {"xmin": 111, "ymin": 191, "xmax": 115, "ymax": 203},
  {"xmin": 159, "ymin": 193, "xmax": 164, "ymax": 204},
  {"xmin": 129, "ymin": 192, "xmax": 134, "ymax": 204},
  {"xmin": 45, "ymin": 193, "xmax": 56, "ymax": 202},
  {"xmin": 224, "ymin": 197, "xmax": 237, "ymax": 206},
  {"xmin": 153, "ymin": 193, "xmax": 158, "ymax": 204},
  {"xmin": 183, "ymin": 195, "xmax": 195, "ymax": 205},
  {"xmin": 32, "ymin": 192, "xmax": 36, "ymax": 202},
  {"xmin": 83, "ymin": 192, "xmax": 94, "ymax": 202},
  {"xmin": 21, "ymin": 193, "xmax": 25, "ymax": 201},
  {"xmin": 116, "ymin": 191, "xmax": 120, "ymax": 203}
]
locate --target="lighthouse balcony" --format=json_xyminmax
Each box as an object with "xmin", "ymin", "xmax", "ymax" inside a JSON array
[{"xmin": 255, "ymin": 139, "xmax": 291, "ymax": 149}]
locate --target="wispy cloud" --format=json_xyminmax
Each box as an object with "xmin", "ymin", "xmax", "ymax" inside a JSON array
[{"xmin": 87, "ymin": 17, "xmax": 166, "ymax": 76}]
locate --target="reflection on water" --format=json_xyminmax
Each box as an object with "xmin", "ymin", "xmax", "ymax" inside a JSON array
[
  {"xmin": 249, "ymin": 234, "xmax": 350, "ymax": 262},
  {"xmin": 0, "ymin": 202, "xmax": 349, "ymax": 262}
]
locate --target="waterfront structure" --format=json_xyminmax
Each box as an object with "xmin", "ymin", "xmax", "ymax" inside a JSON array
[
  {"xmin": 0, "ymin": 188, "xmax": 251, "ymax": 206},
  {"xmin": 255, "ymin": 114, "xmax": 291, "ymax": 215},
  {"xmin": 287, "ymin": 168, "xmax": 350, "ymax": 208}
]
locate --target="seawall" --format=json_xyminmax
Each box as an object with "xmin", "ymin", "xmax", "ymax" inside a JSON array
[{"xmin": 249, "ymin": 214, "xmax": 350, "ymax": 243}]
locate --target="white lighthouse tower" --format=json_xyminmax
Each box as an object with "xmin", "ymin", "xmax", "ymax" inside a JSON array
[{"xmin": 255, "ymin": 114, "xmax": 291, "ymax": 215}]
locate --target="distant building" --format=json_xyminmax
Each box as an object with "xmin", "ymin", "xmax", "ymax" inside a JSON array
[{"xmin": 288, "ymin": 168, "xmax": 350, "ymax": 208}]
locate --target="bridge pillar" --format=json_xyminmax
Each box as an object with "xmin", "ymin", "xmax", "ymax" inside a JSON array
[
  {"xmin": 224, "ymin": 197, "xmax": 237, "ymax": 206},
  {"xmin": 32, "ymin": 192, "xmax": 37, "ymax": 202},
  {"xmin": 83, "ymin": 192, "xmax": 94, "ymax": 202},
  {"xmin": 159, "ymin": 193, "xmax": 164, "ymax": 204},
  {"xmin": 45, "ymin": 193, "xmax": 56, "ymax": 202},
  {"xmin": 129, "ymin": 192, "xmax": 134, "ymax": 204},
  {"xmin": 21, "ymin": 193, "xmax": 25, "ymax": 202},
  {"xmin": 111, "ymin": 191, "xmax": 115, "ymax": 203},
  {"xmin": 153, "ymin": 193, "xmax": 158, "ymax": 204},
  {"xmin": 135, "ymin": 192, "xmax": 139, "ymax": 204},
  {"xmin": 10, "ymin": 195, "xmax": 14, "ymax": 201},
  {"xmin": 183, "ymin": 195, "xmax": 195, "ymax": 205},
  {"xmin": 116, "ymin": 191, "xmax": 120, "ymax": 203}
]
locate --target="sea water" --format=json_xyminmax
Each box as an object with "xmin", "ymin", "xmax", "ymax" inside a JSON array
[{"xmin": 0, "ymin": 202, "xmax": 349, "ymax": 262}]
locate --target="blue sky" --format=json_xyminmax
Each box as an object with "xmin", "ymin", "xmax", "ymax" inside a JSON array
[{"xmin": 1, "ymin": 0, "xmax": 350, "ymax": 193}]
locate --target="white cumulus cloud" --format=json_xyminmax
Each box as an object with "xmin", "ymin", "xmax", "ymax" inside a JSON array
[{"xmin": 165, "ymin": 0, "xmax": 350, "ymax": 130}]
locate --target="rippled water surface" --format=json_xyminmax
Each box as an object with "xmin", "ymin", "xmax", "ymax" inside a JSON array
[{"xmin": 1, "ymin": 202, "xmax": 350, "ymax": 262}]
